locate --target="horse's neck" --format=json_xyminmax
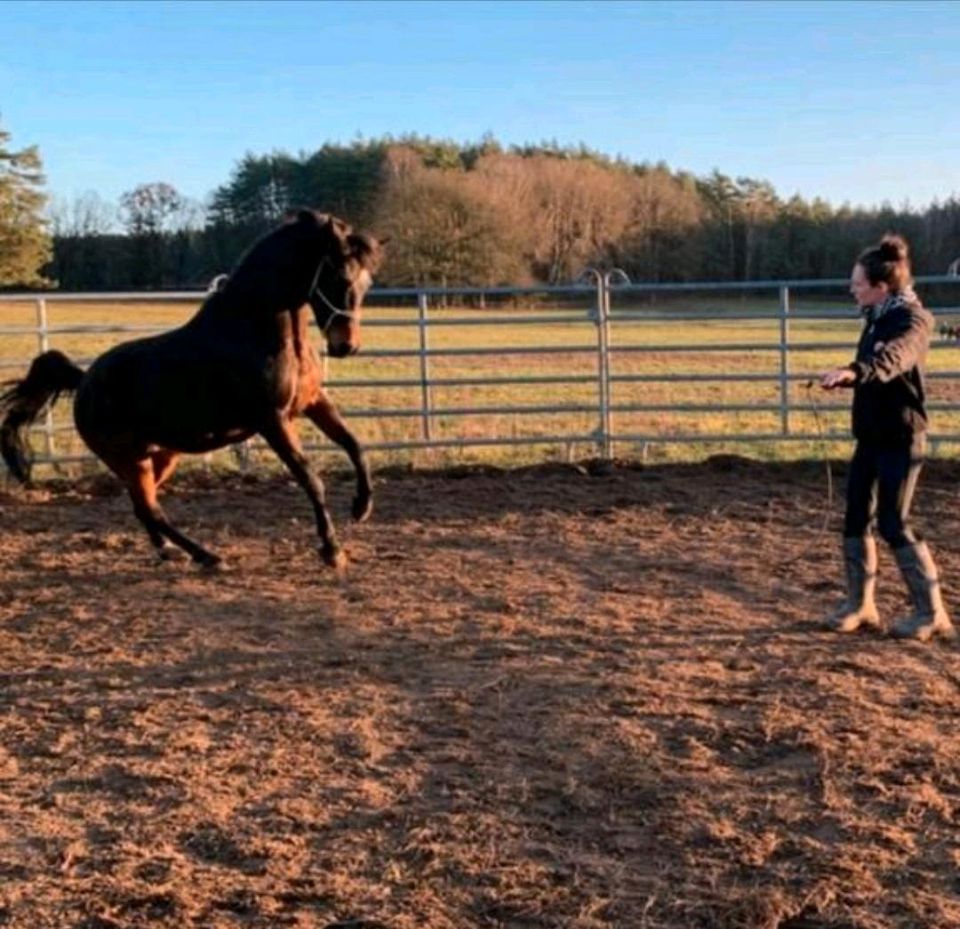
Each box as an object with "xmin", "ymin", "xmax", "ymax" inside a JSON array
[
  {"xmin": 197, "ymin": 288, "xmax": 284, "ymax": 326},
  {"xmin": 195, "ymin": 293, "xmax": 314, "ymax": 360},
  {"xmin": 290, "ymin": 305, "xmax": 315, "ymax": 361},
  {"xmin": 259, "ymin": 305, "xmax": 317, "ymax": 368}
]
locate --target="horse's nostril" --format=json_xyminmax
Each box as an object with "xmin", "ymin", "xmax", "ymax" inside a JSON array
[{"xmin": 328, "ymin": 343, "xmax": 355, "ymax": 359}]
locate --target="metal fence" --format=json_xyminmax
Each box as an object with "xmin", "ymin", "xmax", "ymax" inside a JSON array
[{"xmin": 2, "ymin": 275, "xmax": 960, "ymax": 474}]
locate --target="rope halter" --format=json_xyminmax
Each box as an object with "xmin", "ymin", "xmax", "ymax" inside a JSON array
[{"xmin": 308, "ymin": 256, "xmax": 363, "ymax": 334}]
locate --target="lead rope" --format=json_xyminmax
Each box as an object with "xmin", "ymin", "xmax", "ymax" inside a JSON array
[
  {"xmin": 777, "ymin": 380, "xmax": 836, "ymax": 568},
  {"xmin": 805, "ymin": 379, "xmax": 835, "ymax": 521}
]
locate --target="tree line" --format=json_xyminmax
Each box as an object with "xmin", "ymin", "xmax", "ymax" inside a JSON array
[{"xmin": 4, "ymin": 124, "xmax": 960, "ymax": 291}]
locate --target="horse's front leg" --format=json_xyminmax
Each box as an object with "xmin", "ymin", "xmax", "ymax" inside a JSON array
[
  {"xmin": 303, "ymin": 393, "xmax": 372, "ymax": 522},
  {"xmin": 259, "ymin": 416, "xmax": 345, "ymax": 569}
]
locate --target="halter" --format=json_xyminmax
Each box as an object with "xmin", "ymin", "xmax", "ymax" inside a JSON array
[{"xmin": 308, "ymin": 256, "xmax": 360, "ymax": 333}]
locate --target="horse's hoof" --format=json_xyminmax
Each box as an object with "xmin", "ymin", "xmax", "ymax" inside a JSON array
[
  {"xmin": 321, "ymin": 545, "xmax": 348, "ymax": 572},
  {"xmin": 352, "ymin": 494, "xmax": 373, "ymax": 523},
  {"xmin": 195, "ymin": 553, "xmax": 224, "ymax": 572}
]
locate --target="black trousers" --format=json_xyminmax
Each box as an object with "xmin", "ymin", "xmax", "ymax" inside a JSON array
[{"xmin": 843, "ymin": 434, "xmax": 925, "ymax": 546}]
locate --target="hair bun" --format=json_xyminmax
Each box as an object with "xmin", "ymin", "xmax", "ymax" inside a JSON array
[{"xmin": 879, "ymin": 234, "xmax": 908, "ymax": 262}]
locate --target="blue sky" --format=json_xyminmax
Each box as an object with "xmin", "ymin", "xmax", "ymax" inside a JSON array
[{"xmin": 2, "ymin": 0, "xmax": 959, "ymax": 211}]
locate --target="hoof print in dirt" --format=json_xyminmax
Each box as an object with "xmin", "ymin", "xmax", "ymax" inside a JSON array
[
  {"xmin": 323, "ymin": 920, "xmax": 389, "ymax": 929},
  {"xmin": 214, "ymin": 889, "xmax": 260, "ymax": 916},
  {"xmin": 76, "ymin": 917, "xmax": 123, "ymax": 929},
  {"xmin": 117, "ymin": 894, "xmax": 178, "ymax": 921},
  {"xmin": 179, "ymin": 824, "xmax": 267, "ymax": 875},
  {"xmin": 133, "ymin": 859, "xmax": 173, "ymax": 884}
]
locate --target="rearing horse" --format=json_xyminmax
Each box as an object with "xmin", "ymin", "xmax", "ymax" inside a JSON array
[{"xmin": 1, "ymin": 209, "xmax": 386, "ymax": 570}]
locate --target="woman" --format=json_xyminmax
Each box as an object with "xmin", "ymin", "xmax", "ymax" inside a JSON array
[{"xmin": 820, "ymin": 234, "xmax": 954, "ymax": 641}]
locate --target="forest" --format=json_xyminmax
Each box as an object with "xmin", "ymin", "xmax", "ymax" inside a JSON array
[{"xmin": 10, "ymin": 133, "xmax": 960, "ymax": 291}]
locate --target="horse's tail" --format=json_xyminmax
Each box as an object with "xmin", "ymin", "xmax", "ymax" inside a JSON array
[{"xmin": 0, "ymin": 350, "xmax": 85, "ymax": 483}]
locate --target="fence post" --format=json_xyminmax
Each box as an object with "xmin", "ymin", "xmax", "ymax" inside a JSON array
[
  {"xmin": 35, "ymin": 297, "xmax": 57, "ymax": 468},
  {"xmin": 601, "ymin": 275, "xmax": 614, "ymax": 459},
  {"xmin": 778, "ymin": 285, "xmax": 791, "ymax": 436},
  {"xmin": 581, "ymin": 269, "xmax": 608, "ymax": 458},
  {"xmin": 417, "ymin": 291, "xmax": 433, "ymax": 442},
  {"xmin": 601, "ymin": 270, "xmax": 629, "ymax": 460}
]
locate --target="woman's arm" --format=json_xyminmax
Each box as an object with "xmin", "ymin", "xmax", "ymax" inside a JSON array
[{"xmin": 850, "ymin": 308, "xmax": 932, "ymax": 383}]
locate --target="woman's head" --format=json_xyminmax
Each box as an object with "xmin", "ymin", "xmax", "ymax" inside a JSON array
[{"xmin": 850, "ymin": 234, "xmax": 913, "ymax": 307}]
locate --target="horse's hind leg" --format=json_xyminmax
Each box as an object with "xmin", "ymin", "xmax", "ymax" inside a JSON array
[
  {"xmin": 303, "ymin": 393, "xmax": 372, "ymax": 522},
  {"xmin": 259, "ymin": 417, "xmax": 344, "ymax": 569},
  {"xmin": 152, "ymin": 449, "xmax": 180, "ymax": 489},
  {"xmin": 117, "ymin": 456, "xmax": 221, "ymax": 568},
  {"xmin": 146, "ymin": 451, "xmax": 184, "ymax": 559}
]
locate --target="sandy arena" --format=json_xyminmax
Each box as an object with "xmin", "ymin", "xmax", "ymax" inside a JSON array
[{"xmin": 1, "ymin": 457, "xmax": 959, "ymax": 929}]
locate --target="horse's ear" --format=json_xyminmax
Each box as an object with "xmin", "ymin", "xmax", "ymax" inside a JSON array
[
  {"xmin": 281, "ymin": 209, "xmax": 317, "ymax": 225},
  {"xmin": 322, "ymin": 216, "xmax": 354, "ymax": 251},
  {"xmin": 349, "ymin": 232, "xmax": 387, "ymax": 270}
]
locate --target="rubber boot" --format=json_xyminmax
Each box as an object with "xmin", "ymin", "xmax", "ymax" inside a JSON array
[
  {"xmin": 890, "ymin": 541, "xmax": 955, "ymax": 642},
  {"xmin": 823, "ymin": 536, "xmax": 882, "ymax": 633}
]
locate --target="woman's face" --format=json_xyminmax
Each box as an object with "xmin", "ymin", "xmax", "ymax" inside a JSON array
[{"xmin": 850, "ymin": 263, "xmax": 889, "ymax": 309}]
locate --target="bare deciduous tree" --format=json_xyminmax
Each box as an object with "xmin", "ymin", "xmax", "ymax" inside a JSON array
[{"xmin": 375, "ymin": 151, "xmax": 526, "ymax": 290}]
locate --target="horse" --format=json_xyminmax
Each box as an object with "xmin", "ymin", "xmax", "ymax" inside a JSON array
[{"xmin": 0, "ymin": 209, "xmax": 387, "ymax": 571}]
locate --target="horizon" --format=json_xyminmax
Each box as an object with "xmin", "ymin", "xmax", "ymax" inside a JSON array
[{"xmin": 2, "ymin": 0, "xmax": 959, "ymax": 213}]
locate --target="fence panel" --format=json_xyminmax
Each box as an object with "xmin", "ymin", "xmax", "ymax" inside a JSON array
[{"xmin": 1, "ymin": 277, "xmax": 959, "ymax": 475}]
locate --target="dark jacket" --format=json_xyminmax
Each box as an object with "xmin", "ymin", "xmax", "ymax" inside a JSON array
[{"xmin": 847, "ymin": 288, "xmax": 933, "ymax": 444}]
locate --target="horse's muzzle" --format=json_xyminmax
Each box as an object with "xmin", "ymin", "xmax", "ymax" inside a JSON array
[{"xmin": 327, "ymin": 343, "xmax": 358, "ymax": 359}]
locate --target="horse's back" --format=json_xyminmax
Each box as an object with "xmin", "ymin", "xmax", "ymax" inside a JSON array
[
  {"xmin": 73, "ymin": 305, "xmax": 321, "ymax": 459},
  {"xmin": 75, "ymin": 323, "xmax": 258, "ymax": 457}
]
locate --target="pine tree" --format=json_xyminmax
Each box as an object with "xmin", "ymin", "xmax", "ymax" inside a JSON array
[{"xmin": 0, "ymin": 120, "xmax": 52, "ymax": 287}]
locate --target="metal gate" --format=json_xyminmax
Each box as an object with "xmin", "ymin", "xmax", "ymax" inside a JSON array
[{"xmin": 2, "ymin": 276, "xmax": 959, "ymax": 473}]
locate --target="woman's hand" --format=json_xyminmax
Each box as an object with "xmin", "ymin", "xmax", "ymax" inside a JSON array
[{"xmin": 821, "ymin": 367, "xmax": 858, "ymax": 390}]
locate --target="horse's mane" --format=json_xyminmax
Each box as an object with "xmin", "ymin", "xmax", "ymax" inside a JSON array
[
  {"xmin": 202, "ymin": 211, "xmax": 382, "ymax": 312},
  {"xmin": 207, "ymin": 273, "xmax": 229, "ymax": 294}
]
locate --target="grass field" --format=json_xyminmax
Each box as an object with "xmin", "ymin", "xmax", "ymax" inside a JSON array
[{"xmin": 1, "ymin": 291, "xmax": 959, "ymax": 475}]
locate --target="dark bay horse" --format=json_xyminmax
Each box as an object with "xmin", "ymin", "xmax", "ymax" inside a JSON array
[{"xmin": 1, "ymin": 209, "xmax": 386, "ymax": 570}]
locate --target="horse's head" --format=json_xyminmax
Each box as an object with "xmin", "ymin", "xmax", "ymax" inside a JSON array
[{"xmin": 290, "ymin": 209, "xmax": 386, "ymax": 358}]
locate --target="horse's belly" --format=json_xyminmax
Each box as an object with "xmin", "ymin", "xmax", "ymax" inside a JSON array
[
  {"xmin": 75, "ymin": 365, "xmax": 258, "ymax": 458},
  {"xmin": 147, "ymin": 428, "xmax": 256, "ymax": 455}
]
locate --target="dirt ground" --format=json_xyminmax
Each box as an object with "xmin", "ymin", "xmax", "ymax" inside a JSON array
[{"xmin": 1, "ymin": 457, "xmax": 959, "ymax": 929}]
